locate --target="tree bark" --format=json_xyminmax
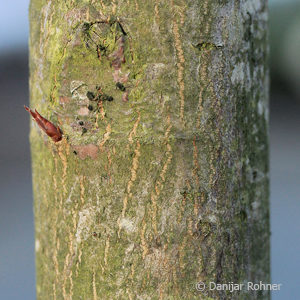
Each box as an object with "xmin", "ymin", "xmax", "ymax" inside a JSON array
[{"xmin": 29, "ymin": 0, "xmax": 269, "ymax": 299}]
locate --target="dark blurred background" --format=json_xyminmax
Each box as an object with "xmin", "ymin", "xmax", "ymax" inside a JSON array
[{"xmin": 0, "ymin": 1, "xmax": 299, "ymax": 299}]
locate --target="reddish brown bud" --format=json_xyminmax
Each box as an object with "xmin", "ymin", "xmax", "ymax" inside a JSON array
[{"xmin": 24, "ymin": 105, "xmax": 62, "ymax": 142}]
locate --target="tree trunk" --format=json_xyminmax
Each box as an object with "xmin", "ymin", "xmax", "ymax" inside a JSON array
[{"xmin": 29, "ymin": 0, "xmax": 269, "ymax": 299}]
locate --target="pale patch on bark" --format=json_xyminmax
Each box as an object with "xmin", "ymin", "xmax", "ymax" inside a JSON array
[
  {"xmin": 70, "ymin": 80, "xmax": 89, "ymax": 103},
  {"xmin": 242, "ymin": 0, "xmax": 263, "ymax": 17},
  {"xmin": 35, "ymin": 239, "xmax": 40, "ymax": 252},
  {"xmin": 231, "ymin": 62, "xmax": 245, "ymax": 85},
  {"xmin": 119, "ymin": 218, "xmax": 136, "ymax": 233},
  {"xmin": 78, "ymin": 106, "xmax": 90, "ymax": 116},
  {"xmin": 65, "ymin": 177, "xmax": 78, "ymax": 203},
  {"xmin": 104, "ymin": 236, "xmax": 110, "ymax": 266},
  {"xmin": 73, "ymin": 144, "xmax": 99, "ymax": 159},
  {"xmin": 75, "ymin": 208, "xmax": 96, "ymax": 245}
]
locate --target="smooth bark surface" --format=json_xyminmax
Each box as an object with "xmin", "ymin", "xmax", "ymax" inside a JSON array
[{"xmin": 29, "ymin": 0, "xmax": 269, "ymax": 299}]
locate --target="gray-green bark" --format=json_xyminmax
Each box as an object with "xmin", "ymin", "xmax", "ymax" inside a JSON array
[{"xmin": 29, "ymin": 0, "xmax": 269, "ymax": 299}]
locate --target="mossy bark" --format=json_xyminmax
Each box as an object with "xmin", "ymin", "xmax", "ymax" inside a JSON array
[{"xmin": 29, "ymin": 0, "xmax": 269, "ymax": 299}]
